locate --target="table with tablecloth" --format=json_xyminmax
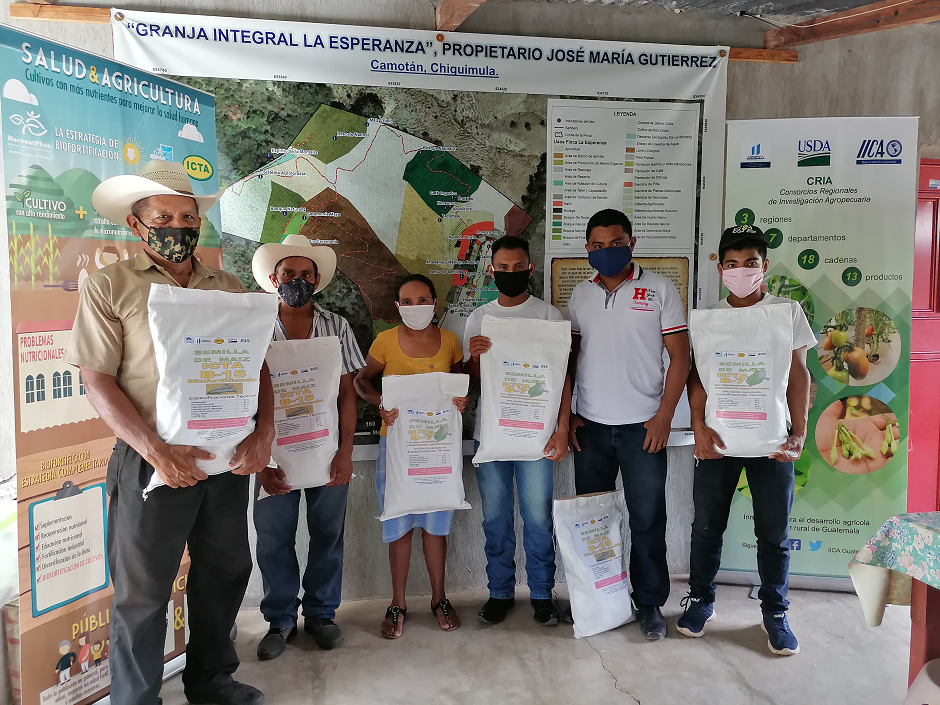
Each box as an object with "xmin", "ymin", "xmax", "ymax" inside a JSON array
[{"xmin": 848, "ymin": 512, "xmax": 940, "ymax": 627}]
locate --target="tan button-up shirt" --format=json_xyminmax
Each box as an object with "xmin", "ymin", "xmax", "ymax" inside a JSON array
[{"xmin": 64, "ymin": 252, "xmax": 245, "ymax": 432}]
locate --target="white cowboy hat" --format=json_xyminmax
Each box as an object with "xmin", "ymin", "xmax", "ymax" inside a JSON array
[
  {"xmin": 91, "ymin": 160, "xmax": 223, "ymax": 227},
  {"xmin": 252, "ymin": 233, "xmax": 337, "ymax": 294}
]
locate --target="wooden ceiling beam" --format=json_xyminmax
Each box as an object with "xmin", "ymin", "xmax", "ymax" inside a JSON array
[
  {"xmin": 9, "ymin": 3, "xmax": 110, "ymax": 22},
  {"xmin": 764, "ymin": 0, "xmax": 940, "ymax": 49},
  {"xmin": 435, "ymin": 0, "xmax": 487, "ymax": 31},
  {"xmin": 728, "ymin": 47, "xmax": 798, "ymax": 62}
]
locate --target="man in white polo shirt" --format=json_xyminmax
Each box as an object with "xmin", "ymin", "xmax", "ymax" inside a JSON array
[{"xmin": 567, "ymin": 208, "xmax": 690, "ymax": 641}]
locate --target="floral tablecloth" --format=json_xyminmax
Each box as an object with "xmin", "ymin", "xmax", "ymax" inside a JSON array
[{"xmin": 849, "ymin": 512, "xmax": 940, "ymax": 627}]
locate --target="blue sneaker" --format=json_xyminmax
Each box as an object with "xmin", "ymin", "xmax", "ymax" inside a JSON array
[
  {"xmin": 676, "ymin": 595, "xmax": 715, "ymax": 638},
  {"xmin": 761, "ymin": 612, "xmax": 800, "ymax": 655}
]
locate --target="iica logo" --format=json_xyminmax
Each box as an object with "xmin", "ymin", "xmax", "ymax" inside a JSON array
[
  {"xmin": 856, "ymin": 139, "xmax": 902, "ymax": 165},
  {"xmin": 184, "ymin": 155, "xmax": 214, "ymax": 181},
  {"xmin": 797, "ymin": 139, "xmax": 831, "ymax": 167},
  {"xmin": 741, "ymin": 143, "xmax": 771, "ymax": 169}
]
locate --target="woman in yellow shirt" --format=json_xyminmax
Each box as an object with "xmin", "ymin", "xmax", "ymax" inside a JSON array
[{"xmin": 355, "ymin": 274, "xmax": 468, "ymax": 640}]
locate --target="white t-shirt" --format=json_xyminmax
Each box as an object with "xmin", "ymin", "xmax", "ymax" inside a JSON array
[
  {"xmin": 463, "ymin": 295, "xmax": 565, "ymax": 440},
  {"xmin": 712, "ymin": 294, "xmax": 816, "ymax": 351},
  {"xmin": 568, "ymin": 266, "xmax": 688, "ymax": 426}
]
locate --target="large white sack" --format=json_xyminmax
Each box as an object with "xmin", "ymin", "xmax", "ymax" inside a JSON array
[
  {"xmin": 689, "ymin": 303, "xmax": 792, "ymax": 457},
  {"xmin": 472, "ymin": 315, "xmax": 570, "ymax": 465},
  {"xmin": 265, "ymin": 337, "xmax": 342, "ymax": 491},
  {"xmin": 147, "ymin": 284, "xmax": 278, "ymax": 492},
  {"xmin": 381, "ymin": 372, "xmax": 471, "ymax": 520},
  {"xmin": 553, "ymin": 491, "xmax": 634, "ymax": 638}
]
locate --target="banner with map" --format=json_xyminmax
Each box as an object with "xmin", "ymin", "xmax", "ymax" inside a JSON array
[
  {"xmin": 0, "ymin": 26, "xmax": 216, "ymax": 705},
  {"xmin": 112, "ymin": 10, "xmax": 728, "ymax": 442},
  {"xmin": 721, "ymin": 117, "xmax": 917, "ymax": 579}
]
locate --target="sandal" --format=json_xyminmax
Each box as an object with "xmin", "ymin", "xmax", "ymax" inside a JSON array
[
  {"xmin": 381, "ymin": 605, "xmax": 406, "ymax": 640},
  {"xmin": 431, "ymin": 598, "xmax": 460, "ymax": 632}
]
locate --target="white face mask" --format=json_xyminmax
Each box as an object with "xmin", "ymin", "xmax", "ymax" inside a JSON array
[{"xmin": 396, "ymin": 302, "xmax": 436, "ymax": 330}]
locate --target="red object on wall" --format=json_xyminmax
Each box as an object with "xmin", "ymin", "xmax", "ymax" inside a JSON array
[{"xmin": 909, "ymin": 158, "xmax": 940, "ymax": 683}]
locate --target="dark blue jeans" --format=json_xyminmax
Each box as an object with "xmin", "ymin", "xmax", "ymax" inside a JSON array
[
  {"xmin": 253, "ymin": 484, "xmax": 348, "ymax": 628},
  {"xmin": 573, "ymin": 418, "xmax": 669, "ymax": 607},
  {"xmin": 689, "ymin": 455, "xmax": 794, "ymax": 614}
]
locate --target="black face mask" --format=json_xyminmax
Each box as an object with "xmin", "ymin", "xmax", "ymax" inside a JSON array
[
  {"xmin": 146, "ymin": 226, "xmax": 200, "ymax": 263},
  {"xmin": 492, "ymin": 269, "xmax": 531, "ymax": 298},
  {"xmin": 277, "ymin": 278, "xmax": 317, "ymax": 308}
]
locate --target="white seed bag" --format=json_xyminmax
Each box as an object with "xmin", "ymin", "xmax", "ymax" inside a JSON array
[
  {"xmin": 689, "ymin": 303, "xmax": 792, "ymax": 457},
  {"xmin": 472, "ymin": 316, "xmax": 571, "ymax": 465},
  {"xmin": 381, "ymin": 372, "xmax": 471, "ymax": 520},
  {"xmin": 265, "ymin": 337, "xmax": 342, "ymax": 491},
  {"xmin": 553, "ymin": 490, "xmax": 634, "ymax": 638},
  {"xmin": 147, "ymin": 285, "xmax": 278, "ymax": 493}
]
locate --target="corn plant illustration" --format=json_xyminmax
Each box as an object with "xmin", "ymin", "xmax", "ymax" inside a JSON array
[
  {"xmin": 25, "ymin": 223, "xmax": 42, "ymax": 289},
  {"xmin": 41, "ymin": 226, "xmax": 61, "ymax": 283},
  {"xmin": 8, "ymin": 222, "xmax": 26, "ymax": 283}
]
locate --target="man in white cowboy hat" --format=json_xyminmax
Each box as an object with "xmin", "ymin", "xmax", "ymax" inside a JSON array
[
  {"xmin": 250, "ymin": 233, "xmax": 365, "ymax": 661},
  {"xmin": 63, "ymin": 160, "xmax": 272, "ymax": 705}
]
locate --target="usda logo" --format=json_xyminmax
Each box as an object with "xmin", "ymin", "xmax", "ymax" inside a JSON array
[
  {"xmin": 797, "ymin": 139, "xmax": 831, "ymax": 167},
  {"xmin": 184, "ymin": 155, "xmax": 214, "ymax": 181}
]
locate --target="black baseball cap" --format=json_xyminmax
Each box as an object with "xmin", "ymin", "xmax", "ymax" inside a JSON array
[{"xmin": 719, "ymin": 224, "xmax": 766, "ymax": 253}]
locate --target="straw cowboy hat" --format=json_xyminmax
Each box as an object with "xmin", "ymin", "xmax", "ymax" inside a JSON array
[
  {"xmin": 252, "ymin": 233, "xmax": 337, "ymax": 294},
  {"xmin": 91, "ymin": 160, "xmax": 223, "ymax": 227}
]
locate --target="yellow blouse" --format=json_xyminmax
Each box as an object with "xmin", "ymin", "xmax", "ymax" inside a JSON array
[{"xmin": 369, "ymin": 326, "xmax": 463, "ymax": 436}]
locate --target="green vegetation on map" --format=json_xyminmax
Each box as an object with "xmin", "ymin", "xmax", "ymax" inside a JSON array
[
  {"xmin": 404, "ymin": 151, "xmax": 483, "ymax": 216},
  {"xmin": 291, "ymin": 105, "xmax": 370, "ymax": 164},
  {"xmin": 262, "ymin": 182, "xmax": 307, "ymax": 243},
  {"xmin": 7, "ymin": 164, "xmax": 83, "ymax": 239}
]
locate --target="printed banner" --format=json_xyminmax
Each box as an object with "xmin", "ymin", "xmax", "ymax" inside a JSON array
[
  {"xmin": 0, "ymin": 25, "xmax": 219, "ymax": 705},
  {"xmin": 110, "ymin": 10, "xmax": 726, "ymax": 442},
  {"xmin": 721, "ymin": 117, "xmax": 918, "ymax": 579}
]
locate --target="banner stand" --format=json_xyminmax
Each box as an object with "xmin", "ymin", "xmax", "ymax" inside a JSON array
[{"xmin": 716, "ymin": 570, "xmax": 855, "ymax": 594}]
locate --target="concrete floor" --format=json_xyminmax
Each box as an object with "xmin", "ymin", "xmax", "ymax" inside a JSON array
[{"xmin": 160, "ymin": 578, "xmax": 912, "ymax": 705}]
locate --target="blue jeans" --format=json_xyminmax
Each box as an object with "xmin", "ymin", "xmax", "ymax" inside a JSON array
[
  {"xmin": 476, "ymin": 454, "xmax": 555, "ymax": 600},
  {"xmin": 573, "ymin": 417, "xmax": 669, "ymax": 606},
  {"xmin": 254, "ymin": 484, "xmax": 348, "ymax": 628},
  {"xmin": 689, "ymin": 455, "xmax": 794, "ymax": 614}
]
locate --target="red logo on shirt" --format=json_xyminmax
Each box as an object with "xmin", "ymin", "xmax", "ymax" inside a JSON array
[{"xmin": 634, "ymin": 288, "xmax": 648, "ymax": 301}]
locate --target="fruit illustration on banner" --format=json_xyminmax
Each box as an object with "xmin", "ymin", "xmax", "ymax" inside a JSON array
[{"xmin": 816, "ymin": 307, "xmax": 899, "ymax": 388}]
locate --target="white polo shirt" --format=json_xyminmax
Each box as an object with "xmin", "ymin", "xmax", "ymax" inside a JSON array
[
  {"xmin": 568, "ymin": 265, "xmax": 687, "ymax": 425},
  {"xmin": 463, "ymin": 295, "xmax": 565, "ymax": 440}
]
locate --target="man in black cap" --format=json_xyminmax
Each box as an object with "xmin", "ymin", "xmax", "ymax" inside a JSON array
[{"xmin": 678, "ymin": 225, "xmax": 814, "ymax": 656}]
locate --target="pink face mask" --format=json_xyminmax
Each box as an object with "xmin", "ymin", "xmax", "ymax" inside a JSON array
[{"xmin": 722, "ymin": 267, "xmax": 764, "ymax": 298}]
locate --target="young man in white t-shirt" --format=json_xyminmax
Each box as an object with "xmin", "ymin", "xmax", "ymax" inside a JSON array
[
  {"xmin": 678, "ymin": 224, "xmax": 814, "ymax": 656},
  {"xmin": 464, "ymin": 236, "xmax": 572, "ymax": 627},
  {"xmin": 566, "ymin": 209, "xmax": 690, "ymax": 641}
]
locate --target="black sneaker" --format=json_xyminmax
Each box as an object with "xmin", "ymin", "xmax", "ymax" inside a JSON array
[
  {"xmin": 477, "ymin": 597, "xmax": 515, "ymax": 625},
  {"xmin": 304, "ymin": 618, "xmax": 344, "ymax": 650},
  {"xmin": 186, "ymin": 680, "xmax": 265, "ymax": 705},
  {"xmin": 636, "ymin": 604, "xmax": 667, "ymax": 641},
  {"xmin": 761, "ymin": 612, "xmax": 800, "ymax": 656},
  {"xmin": 531, "ymin": 599, "xmax": 560, "ymax": 626},
  {"xmin": 256, "ymin": 626, "xmax": 296, "ymax": 661},
  {"xmin": 676, "ymin": 595, "xmax": 715, "ymax": 638}
]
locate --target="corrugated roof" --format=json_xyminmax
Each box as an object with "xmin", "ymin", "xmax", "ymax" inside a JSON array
[{"xmin": 546, "ymin": 0, "xmax": 873, "ymax": 19}]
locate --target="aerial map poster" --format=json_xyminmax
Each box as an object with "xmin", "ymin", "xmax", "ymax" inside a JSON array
[{"xmin": 112, "ymin": 11, "xmax": 729, "ymax": 443}]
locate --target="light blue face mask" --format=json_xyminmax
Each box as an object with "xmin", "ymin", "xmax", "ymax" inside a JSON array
[{"xmin": 588, "ymin": 245, "xmax": 633, "ymax": 278}]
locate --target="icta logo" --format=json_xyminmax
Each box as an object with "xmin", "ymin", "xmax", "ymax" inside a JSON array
[
  {"xmin": 856, "ymin": 139, "xmax": 902, "ymax": 165},
  {"xmin": 797, "ymin": 139, "xmax": 831, "ymax": 167}
]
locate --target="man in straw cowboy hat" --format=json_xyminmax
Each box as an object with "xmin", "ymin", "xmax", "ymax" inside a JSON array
[
  {"xmin": 250, "ymin": 233, "xmax": 365, "ymax": 661},
  {"xmin": 64, "ymin": 160, "xmax": 272, "ymax": 705}
]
